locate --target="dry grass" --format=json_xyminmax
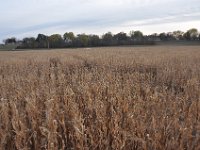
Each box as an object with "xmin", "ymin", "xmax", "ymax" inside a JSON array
[{"xmin": 0, "ymin": 46, "xmax": 200, "ymax": 150}]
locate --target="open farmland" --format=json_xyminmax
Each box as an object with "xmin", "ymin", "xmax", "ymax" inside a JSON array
[{"xmin": 0, "ymin": 46, "xmax": 200, "ymax": 149}]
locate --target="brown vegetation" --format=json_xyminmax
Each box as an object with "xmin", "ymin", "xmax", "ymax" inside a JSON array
[{"xmin": 0, "ymin": 46, "xmax": 200, "ymax": 149}]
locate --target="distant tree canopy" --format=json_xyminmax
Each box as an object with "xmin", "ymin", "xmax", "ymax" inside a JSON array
[
  {"xmin": 75, "ymin": 34, "xmax": 89, "ymax": 47},
  {"xmin": 88, "ymin": 35, "xmax": 100, "ymax": 47},
  {"xmin": 173, "ymin": 31, "xmax": 184, "ymax": 40},
  {"xmin": 159, "ymin": 32, "xmax": 176, "ymax": 41},
  {"xmin": 130, "ymin": 31, "xmax": 143, "ymax": 41},
  {"xmin": 49, "ymin": 34, "xmax": 64, "ymax": 48},
  {"xmin": 3, "ymin": 28, "xmax": 200, "ymax": 49},
  {"xmin": 63, "ymin": 32, "xmax": 75, "ymax": 42},
  {"xmin": 3, "ymin": 37, "xmax": 16, "ymax": 44},
  {"xmin": 36, "ymin": 34, "xmax": 49, "ymax": 48},
  {"xmin": 22, "ymin": 37, "xmax": 36, "ymax": 48},
  {"xmin": 184, "ymin": 28, "xmax": 199, "ymax": 40},
  {"xmin": 113, "ymin": 32, "xmax": 128, "ymax": 45},
  {"xmin": 102, "ymin": 32, "xmax": 113, "ymax": 46}
]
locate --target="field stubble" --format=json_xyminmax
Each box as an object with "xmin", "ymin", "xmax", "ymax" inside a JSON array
[{"xmin": 0, "ymin": 46, "xmax": 200, "ymax": 149}]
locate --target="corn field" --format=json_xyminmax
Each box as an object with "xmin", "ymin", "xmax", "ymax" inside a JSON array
[{"xmin": 0, "ymin": 46, "xmax": 200, "ymax": 150}]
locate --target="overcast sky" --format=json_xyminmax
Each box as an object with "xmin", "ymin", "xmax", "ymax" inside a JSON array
[{"xmin": 0, "ymin": 0, "xmax": 200, "ymax": 42}]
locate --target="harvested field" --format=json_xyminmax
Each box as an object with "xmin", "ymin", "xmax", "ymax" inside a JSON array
[{"xmin": 0, "ymin": 46, "xmax": 200, "ymax": 149}]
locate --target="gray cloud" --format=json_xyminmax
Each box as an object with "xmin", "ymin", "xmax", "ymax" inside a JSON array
[{"xmin": 0, "ymin": 0, "xmax": 200, "ymax": 42}]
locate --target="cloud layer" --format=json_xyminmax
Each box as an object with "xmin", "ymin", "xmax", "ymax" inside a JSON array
[{"xmin": 0, "ymin": 0, "xmax": 200, "ymax": 42}]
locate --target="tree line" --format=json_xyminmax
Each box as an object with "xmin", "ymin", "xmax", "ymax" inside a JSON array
[{"xmin": 3, "ymin": 28, "xmax": 200, "ymax": 49}]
